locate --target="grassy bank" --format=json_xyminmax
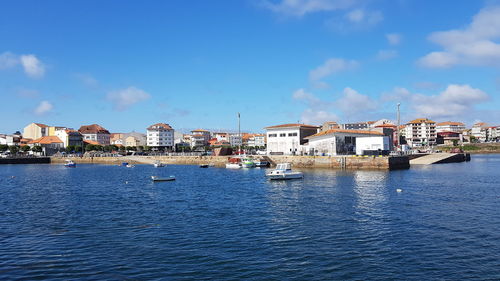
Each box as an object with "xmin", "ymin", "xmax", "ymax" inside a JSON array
[{"xmin": 440, "ymin": 143, "xmax": 500, "ymax": 154}]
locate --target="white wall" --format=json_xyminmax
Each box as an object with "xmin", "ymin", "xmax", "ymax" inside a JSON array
[
  {"xmin": 355, "ymin": 137, "xmax": 390, "ymax": 155},
  {"xmin": 266, "ymin": 128, "xmax": 301, "ymax": 155}
]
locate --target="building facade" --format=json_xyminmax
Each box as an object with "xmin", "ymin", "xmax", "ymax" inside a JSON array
[
  {"xmin": 265, "ymin": 123, "xmax": 319, "ymax": 155},
  {"xmin": 190, "ymin": 129, "xmax": 211, "ymax": 148},
  {"xmin": 436, "ymin": 121, "xmax": 466, "ymax": 133},
  {"xmin": 78, "ymin": 124, "xmax": 111, "ymax": 145},
  {"xmin": 54, "ymin": 129, "xmax": 83, "ymax": 148},
  {"xmin": 305, "ymin": 129, "xmax": 387, "ymax": 156},
  {"xmin": 403, "ymin": 118, "xmax": 437, "ymax": 147},
  {"xmin": 23, "ymin": 123, "xmax": 48, "ymax": 140},
  {"xmin": 146, "ymin": 123, "xmax": 174, "ymax": 150}
]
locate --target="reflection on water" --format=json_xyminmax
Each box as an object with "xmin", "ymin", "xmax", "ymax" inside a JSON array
[{"xmin": 1, "ymin": 156, "xmax": 500, "ymax": 280}]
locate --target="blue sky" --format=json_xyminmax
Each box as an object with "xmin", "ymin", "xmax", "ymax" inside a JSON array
[{"xmin": 1, "ymin": 0, "xmax": 500, "ymax": 134}]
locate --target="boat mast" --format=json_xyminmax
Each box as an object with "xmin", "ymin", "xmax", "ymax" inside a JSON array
[{"xmin": 238, "ymin": 112, "xmax": 241, "ymax": 154}]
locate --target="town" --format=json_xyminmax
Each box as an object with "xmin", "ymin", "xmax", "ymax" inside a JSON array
[{"xmin": 0, "ymin": 118, "xmax": 498, "ymax": 158}]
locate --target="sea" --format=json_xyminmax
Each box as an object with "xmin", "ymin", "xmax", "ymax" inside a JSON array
[{"xmin": 1, "ymin": 154, "xmax": 499, "ymax": 280}]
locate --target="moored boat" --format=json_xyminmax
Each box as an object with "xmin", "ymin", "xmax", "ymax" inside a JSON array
[
  {"xmin": 241, "ymin": 158, "xmax": 256, "ymax": 168},
  {"xmin": 199, "ymin": 164, "xmax": 209, "ymax": 168},
  {"xmin": 151, "ymin": 176, "xmax": 175, "ymax": 182},
  {"xmin": 266, "ymin": 163, "xmax": 303, "ymax": 180},
  {"xmin": 64, "ymin": 160, "xmax": 76, "ymax": 167},
  {"xmin": 254, "ymin": 160, "xmax": 270, "ymax": 167},
  {"xmin": 226, "ymin": 157, "xmax": 242, "ymax": 169},
  {"xmin": 153, "ymin": 160, "xmax": 165, "ymax": 168}
]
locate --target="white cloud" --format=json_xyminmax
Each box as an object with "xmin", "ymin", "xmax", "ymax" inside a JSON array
[
  {"xmin": 383, "ymin": 84, "xmax": 489, "ymax": 120},
  {"xmin": 309, "ymin": 58, "xmax": 358, "ymax": 87},
  {"xmin": 74, "ymin": 73, "xmax": 99, "ymax": 88},
  {"xmin": 107, "ymin": 86, "xmax": 151, "ymax": 111},
  {"xmin": 34, "ymin": 101, "xmax": 53, "ymax": 115},
  {"xmin": 376, "ymin": 49, "xmax": 398, "ymax": 60},
  {"xmin": 262, "ymin": 0, "xmax": 357, "ymax": 17},
  {"xmin": 336, "ymin": 87, "xmax": 377, "ymax": 117},
  {"xmin": 301, "ymin": 109, "xmax": 339, "ymax": 124},
  {"xmin": 20, "ymin": 54, "xmax": 45, "ymax": 78},
  {"xmin": 386, "ymin": 33, "xmax": 401, "ymax": 45},
  {"xmin": 0, "ymin": 52, "xmax": 19, "ymax": 69},
  {"xmin": 418, "ymin": 6, "xmax": 500, "ymax": 68},
  {"xmin": 292, "ymin": 88, "xmax": 320, "ymax": 104},
  {"xmin": 326, "ymin": 9, "xmax": 383, "ymax": 31}
]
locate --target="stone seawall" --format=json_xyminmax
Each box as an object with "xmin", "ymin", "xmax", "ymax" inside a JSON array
[
  {"xmin": 0, "ymin": 157, "xmax": 51, "ymax": 164},
  {"xmin": 51, "ymin": 155, "xmax": 409, "ymax": 170}
]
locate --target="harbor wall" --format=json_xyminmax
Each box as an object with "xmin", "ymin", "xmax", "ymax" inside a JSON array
[
  {"xmin": 51, "ymin": 155, "xmax": 409, "ymax": 170},
  {"xmin": 0, "ymin": 157, "xmax": 51, "ymax": 164}
]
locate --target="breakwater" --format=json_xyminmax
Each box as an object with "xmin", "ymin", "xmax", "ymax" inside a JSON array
[
  {"xmin": 0, "ymin": 157, "xmax": 51, "ymax": 164},
  {"xmin": 51, "ymin": 155, "xmax": 410, "ymax": 170}
]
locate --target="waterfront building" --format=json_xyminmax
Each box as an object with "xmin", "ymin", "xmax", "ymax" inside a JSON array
[
  {"xmin": 28, "ymin": 136, "xmax": 64, "ymax": 155},
  {"xmin": 146, "ymin": 123, "xmax": 174, "ymax": 151},
  {"xmin": 23, "ymin": 123, "xmax": 49, "ymax": 140},
  {"xmin": 436, "ymin": 121, "xmax": 466, "ymax": 133},
  {"xmin": 437, "ymin": 132, "xmax": 461, "ymax": 145},
  {"xmin": 78, "ymin": 124, "xmax": 111, "ymax": 145},
  {"xmin": 265, "ymin": 123, "xmax": 319, "ymax": 155},
  {"xmin": 229, "ymin": 133, "xmax": 242, "ymax": 147},
  {"xmin": 48, "ymin": 126, "xmax": 67, "ymax": 136},
  {"xmin": 213, "ymin": 132, "xmax": 229, "ymax": 142},
  {"xmin": 54, "ymin": 129, "xmax": 83, "ymax": 148},
  {"xmin": 247, "ymin": 134, "xmax": 266, "ymax": 148},
  {"xmin": 471, "ymin": 122, "xmax": 489, "ymax": 142},
  {"xmin": 403, "ymin": 118, "xmax": 437, "ymax": 147},
  {"xmin": 110, "ymin": 133, "xmax": 125, "ymax": 145},
  {"xmin": 305, "ymin": 129, "xmax": 386, "ymax": 156},
  {"xmin": 320, "ymin": 121, "xmax": 341, "ymax": 132},
  {"xmin": 487, "ymin": 126, "xmax": 499, "ymax": 142},
  {"xmin": 0, "ymin": 134, "xmax": 19, "ymax": 146},
  {"xmin": 190, "ymin": 129, "xmax": 211, "ymax": 148}
]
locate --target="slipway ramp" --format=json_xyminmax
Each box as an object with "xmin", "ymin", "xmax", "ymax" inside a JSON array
[{"xmin": 410, "ymin": 153, "xmax": 468, "ymax": 165}]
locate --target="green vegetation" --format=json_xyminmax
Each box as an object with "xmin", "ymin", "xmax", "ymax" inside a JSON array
[
  {"xmin": 0, "ymin": 144, "xmax": 8, "ymax": 152},
  {"xmin": 9, "ymin": 145, "xmax": 19, "ymax": 154},
  {"xmin": 31, "ymin": 146, "xmax": 43, "ymax": 153}
]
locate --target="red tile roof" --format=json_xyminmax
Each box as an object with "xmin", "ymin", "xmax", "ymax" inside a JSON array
[
  {"xmin": 436, "ymin": 121, "xmax": 465, "ymax": 126},
  {"xmin": 29, "ymin": 136, "xmax": 63, "ymax": 145},
  {"xmin": 147, "ymin": 123, "xmax": 173, "ymax": 130},
  {"xmin": 407, "ymin": 118, "xmax": 436, "ymax": 124},
  {"xmin": 192, "ymin": 129, "xmax": 209, "ymax": 132},
  {"xmin": 83, "ymin": 140, "xmax": 100, "ymax": 145},
  {"xmin": 78, "ymin": 124, "xmax": 110, "ymax": 134},
  {"xmin": 306, "ymin": 129, "xmax": 384, "ymax": 139},
  {"xmin": 34, "ymin": 123, "xmax": 48, "ymax": 128},
  {"xmin": 265, "ymin": 123, "xmax": 319, "ymax": 129}
]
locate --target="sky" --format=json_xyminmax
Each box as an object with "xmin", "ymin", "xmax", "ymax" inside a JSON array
[{"xmin": 1, "ymin": 0, "xmax": 500, "ymax": 134}]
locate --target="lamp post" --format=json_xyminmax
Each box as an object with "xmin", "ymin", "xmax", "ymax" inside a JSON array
[{"xmin": 396, "ymin": 103, "xmax": 401, "ymax": 151}]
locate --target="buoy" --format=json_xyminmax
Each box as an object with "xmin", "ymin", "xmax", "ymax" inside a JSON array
[
  {"xmin": 11, "ymin": 176, "xmax": 16, "ymax": 179},
  {"xmin": 125, "ymin": 181, "xmax": 128, "ymax": 184},
  {"xmin": 396, "ymin": 188, "xmax": 402, "ymax": 193}
]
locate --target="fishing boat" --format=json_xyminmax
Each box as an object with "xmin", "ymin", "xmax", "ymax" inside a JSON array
[
  {"xmin": 254, "ymin": 160, "xmax": 270, "ymax": 167},
  {"xmin": 266, "ymin": 163, "xmax": 303, "ymax": 180},
  {"xmin": 121, "ymin": 162, "xmax": 129, "ymax": 166},
  {"xmin": 64, "ymin": 160, "xmax": 76, "ymax": 167},
  {"xmin": 241, "ymin": 158, "xmax": 256, "ymax": 168},
  {"xmin": 126, "ymin": 164, "xmax": 135, "ymax": 168},
  {"xmin": 151, "ymin": 176, "xmax": 175, "ymax": 182},
  {"xmin": 199, "ymin": 164, "xmax": 209, "ymax": 168},
  {"xmin": 153, "ymin": 160, "xmax": 166, "ymax": 168},
  {"xmin": 226, "ymin": 157, "xmax": 242, "ymax": 169}
]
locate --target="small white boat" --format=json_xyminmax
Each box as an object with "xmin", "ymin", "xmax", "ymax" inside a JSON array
[
  {"xmin": 225, "ymin": 163, "xmax": 242, "ymax": 169},
  {"xmin": 64, "ymin": 160, "xmax": 76, "ymax": 167},
  {"xmin": 266, "ymin": 163, "xmax": 303, "ymax": 180},
  {"xmin": 153, "ymin": 161, "xmax": 165, "ymax": 168},
  {"xmin": 126, "ymin": 164, "xmax": 135, "ymax": 168},
  {"xmin": 151, "ymin": 176, "xmax": 175, "ymax": 182},
  {"xmin": 254, "ymin": 160, "xmax": 270, "ymax": 167}
]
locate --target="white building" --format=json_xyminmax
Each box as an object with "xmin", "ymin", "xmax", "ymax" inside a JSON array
[
  {"xmin": 147, "ymin": 123, "xmax": 174, "ymax": 150},
  {"xmin": 213, "ymin": 132, "xmax": 229, "ymax": 142},
  {"xmin": 247, "ymin": 134, "xmax": 266, "ymax": 147},
  {"xmin": 229, "ymin": 133, "xmax": 242, "ymax": 147},
  {"xmin": 471, "ymin": 122, "xmax": 489, "ymax": 142},
  {"xmin": 54, "ymin": 129, "xmax": 83, "ymax": 148},
  {"xmin": 487, "ymin": 126, "xmax": 499, "ymax": 142},
  {"xmin": 305, "ymin": 129, "xmax": 387, "ymax": 156},
  {"xmin": 0, "ymin": 134, "xmax": 16, "ymax": 146},
  {"xmin": 403, "ymin": 118, "xmax": 437, "ymax": 147},
  {"xmin": 78, "ymin": 124, "xmax": 111, "ymax": 145},
  {"xmin": 265, "ymin": 123, "xmax": 319, "ymax": 155},
  {"xmin": 355, "ymin": 136, "xmax": 391, "ymax": 155},
  {"xmin": 190, "ymin": 129, "xmax": 211, "ymax": 148},
  {"xmin": 436, "ymin": 121, "xmax": 466, "ymax": 133}
]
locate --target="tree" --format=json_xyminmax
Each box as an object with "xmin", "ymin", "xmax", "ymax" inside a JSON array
[
  {"xmin": 74, "ymin": 146, "xmax": 82, "ymax": 153},
  {"xmin": 452, "ymin": 139, "xmax": 459, "ymax": 146},
  {"xmin": 9, "ymin": 145, "xmax": 19, "ymax": 155},
  {"xmin": 31, "ymin": 145, "xmax": 43, "ymax": 154},
  {"xmin": 85, "ymin": 144, "xmax": 95, "ymax": 151},
  {"xmin": 0, "ymin": 144, "xmax": 8, "ymax": 152},
  {"xmin": 20, "ymin": 145, "xmax": 31, "ymax": 153},
  {"xmin": 66, "ymin": 145, "xmax": 75, "ymax": 153}
]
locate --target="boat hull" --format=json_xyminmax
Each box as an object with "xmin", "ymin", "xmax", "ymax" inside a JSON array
[{"xmin": 267, "ymin": 173, "xmax": 303, "ymax": 180}]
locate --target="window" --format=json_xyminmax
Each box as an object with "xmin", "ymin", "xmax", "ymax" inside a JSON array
[
  {"xmin": 280, "ymin": 133, "xmax": 286, "ymax": 137},
  {"xmin": 268, "ymin": 134, "xmax": 277, "ymax": 137},
  {"xmin": 288, "ymin": 133, "xmax": 297, "ymax": 137}
]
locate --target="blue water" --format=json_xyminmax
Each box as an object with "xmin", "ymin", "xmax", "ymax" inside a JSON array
[{"xmin": 1, "ymin": 155, "xmax": 500, "ymax": 280}]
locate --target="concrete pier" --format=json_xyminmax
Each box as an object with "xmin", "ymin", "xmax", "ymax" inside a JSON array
[
  {"xmin": 0, "ymin": 157, "xmax": 51, "ymax": 164},
  {"xmin": 51, "ymin": 155, "xmax": 410, "ymax": 170},
  {"xmin": 409, "ymin": 153, "xmax": 471, "ymax": 165}
]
